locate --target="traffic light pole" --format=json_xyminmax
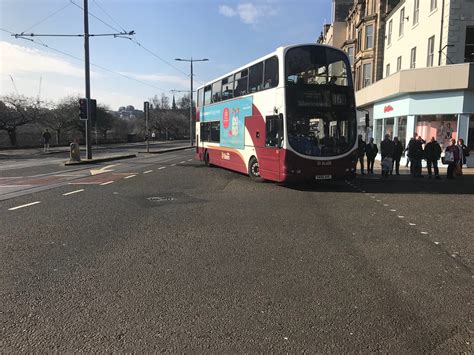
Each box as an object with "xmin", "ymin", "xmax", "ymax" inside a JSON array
[{"xmin": 83, "ymin": 0, "xmax": 92, "ymax": 159}]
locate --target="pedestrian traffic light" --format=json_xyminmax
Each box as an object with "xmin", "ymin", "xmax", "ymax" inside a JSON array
[{"xmin": 79, "ymin": 98, "xmax": 88, "ymax": 120}]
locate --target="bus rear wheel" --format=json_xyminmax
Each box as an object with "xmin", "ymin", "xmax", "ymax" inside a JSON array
[
  {"xmin": 248, "ymin": 156, "xmax": 262, "ymax": 181},
  {"xmin": 204, "ymin": 150, "xmax": 211, "ymax": 167}
]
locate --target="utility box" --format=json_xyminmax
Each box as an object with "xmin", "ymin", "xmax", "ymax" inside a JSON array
[{"xmin": 69, "ymin": 142, "xmax": 81, "ymax": 162}]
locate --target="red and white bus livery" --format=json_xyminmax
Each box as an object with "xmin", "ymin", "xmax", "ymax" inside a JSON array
[{"xmin": 195, "ymin": 44, "xmax": 358, "ymax": 182}]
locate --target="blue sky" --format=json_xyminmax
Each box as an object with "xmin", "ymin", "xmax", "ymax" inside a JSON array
[{"xmin": 0, "ymin": 0, "xmax": 331, "ymax": 110}]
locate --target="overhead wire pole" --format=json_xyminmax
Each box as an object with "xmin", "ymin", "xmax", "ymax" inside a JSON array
[
  {"xmin": 175, "ymin": 58, "xmax": 208, "ymax": 147},
  {"xmin": 83, "ymin": 0, "xmax": 92, "ymax": 159}
]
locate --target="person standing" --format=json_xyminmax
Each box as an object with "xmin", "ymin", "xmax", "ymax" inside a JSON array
[
  {"xmin": 457, "ymin": 139, "xmax": 469, "ymax": 175},
  {"xmin": 365, "ymin": 137, "xmax": 378, "ymax": 174},
  {"xmin": 380, "ymin": 134, "xmax": 394, "ymax": 177},
  {"xmin": 408, "ymin": 134, "xmax": 425, "ymax": 177},
  {"xmin": 357, "ymin": 134, "xmax": 366, "ymax": 175},
  {"xmin": 42, "ymin": 129, "xmax": 52, "ymax": 152},
  {"xmin": 445, "ymin": 138, "xmax": 460, "ymax": 179},
  {"xmin": 424, "ymin": 137, "xmax": 442, "ymax": 179},
  {"xmin": 391, "ymin": 137, "xmax": 403, "ymax": 175}
]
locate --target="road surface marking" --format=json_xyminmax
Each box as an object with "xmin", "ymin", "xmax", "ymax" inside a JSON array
[
  {"xmin": 421, "ymin": 231, "xmax": 428, "ymax": 235},
  {"xmin": 409, "ymin": 223, "xmax": 416, "ymax": 226},
  {"xmin": 8, "ymin": 201, "xmax": 41, "ymax": 211},
  {"xmin": 188, "ymin": 159, "xmax": 193, "ymax": 161},
  {"xmin": 383, "ymin": 204, "xmax": 389, "ymax": 207},
  {"xmin": 390, "ymin": 209, "xmax": 397, "ymax": 212},
  {"xmin": 143, "ymin": 170, "xmax": 153, "ymax": 174},
  {"xmin": 124, "ymin": 175, "xmax": 136, "ymax": 179},
  {"xmin": 90, "ymin": 164, "xmax": 119, "ymax": 176},
  {"xmin": 171, "ymin": 163, "xmax": 176, "ymax": 166},
  {"xmin": 376, "ymin": 200, "xmax": 381, "ymax": 202},
  {"xmin": 434, "ymin": 241, "xmax": 440, "ymax": 245},
  {"xmin": 180, "ymin": 161, "xmax": 185, "ymax": 164},
  {"xmin": 398, "ymin": 215, "xmax": 405, "ymax": 218},
  {"xmin": 100, "ymin": 181, "xmax": 114, "ymax": 186},
  {"xmin": 62, "ymin": 189, "xmax": 84, "ymax": 196},
  {"xmin": 158, "ymin": 167, "xmax": 166, "ymax": 170}
]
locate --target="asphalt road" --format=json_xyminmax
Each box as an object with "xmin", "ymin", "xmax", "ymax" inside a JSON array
[{"xmin": 1, "ymin": 150, "xmax": 472, "ymax": 352}]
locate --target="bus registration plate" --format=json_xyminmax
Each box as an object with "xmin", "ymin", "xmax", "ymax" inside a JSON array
[{"xmin": 315, "ymin": 175, "xmax": 332, "ymax": 180}]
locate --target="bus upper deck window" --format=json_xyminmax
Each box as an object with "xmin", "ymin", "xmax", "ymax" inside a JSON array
[{"xmin": 264, "ymin": 56, "xmax": 279, "ymax": 89}]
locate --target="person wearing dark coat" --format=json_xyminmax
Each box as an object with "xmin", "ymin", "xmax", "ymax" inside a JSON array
[
  {"xmin": 391, "ymin": 136, "xmax": 404, "ymax": 175},
  {"xmin": 357, "ymin": 135, "xmax": 366, "ymax": 175},
  {"xmin": 365, "ymin": 137, "xmax": 378, "ymax": 174},
  {"xmin": 424, "ymin": 137, "xmax": 442, "ymax": 179},
  {"xmin": 380, "ymin": 134, "xmax": 394, "ymax": 160},
  {"xmin": 407, "ymin": 134, "xmax": 425, "ymax": 177}
]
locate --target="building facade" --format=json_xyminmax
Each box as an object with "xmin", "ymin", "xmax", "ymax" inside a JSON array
[{"xmin": 357, "ymin": 0, "xmax": 474, "ymax": 165}]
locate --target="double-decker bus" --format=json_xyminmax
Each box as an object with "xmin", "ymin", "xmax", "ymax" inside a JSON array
[{"xmin": 195, "ymin": 43, "xmax": 357, "ymax": 182}]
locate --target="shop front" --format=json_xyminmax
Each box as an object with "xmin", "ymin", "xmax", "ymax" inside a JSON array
[{"xmin": 372, "ymin": 90, "xmax": 474, "ymax": 167}]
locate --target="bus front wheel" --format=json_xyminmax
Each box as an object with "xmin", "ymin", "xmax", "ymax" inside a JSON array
[{"xmin": 248, "ymin": 156, "xmax": 262, "ymax": 181}]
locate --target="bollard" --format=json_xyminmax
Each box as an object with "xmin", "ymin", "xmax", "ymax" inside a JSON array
[{"xmin": 69, "ymin": 142, "xmax": 81, "ymax": 162}]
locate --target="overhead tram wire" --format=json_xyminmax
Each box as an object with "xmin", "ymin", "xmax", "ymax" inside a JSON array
[
  {"xmin": 91, "ymin": 0, "xmax": 128, "ymax": 33},
  {"xmin": 69, "ymin": 0, "xmax": 122, "ymax": 33},
  {"xmin": 21, "ymin": 2, "xmax": 72, "ymax": 34},
  {"xmin": 4, "ymin": 29, "xmax": 167, "ymax": 93}
]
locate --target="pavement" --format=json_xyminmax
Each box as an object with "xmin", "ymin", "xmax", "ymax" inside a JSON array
[{"xmin": 1, "ymin": 151, "xmax": 473, "ymax": 352}]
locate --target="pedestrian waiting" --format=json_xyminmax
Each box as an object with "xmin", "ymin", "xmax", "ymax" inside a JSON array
[
  {"xmin": 391, "ymin": 136, "xmax": 403, "ymax": 175},
  {"xmin": 42, "ymin": 129, "xmax": 51, "ymax": 152},
  {"xmin": 424, "ymin": 137, "xmax": 442, "ymax": 179},
  {"xmin": 407, "ymin": 133, "xmax": 425, "ymax": 177},
  {"xmin": 357, "ymin": 134, "xmax": 366, "ymax": 175},
  {"xmin": 365, "ymin": 137, "xmax": 378, "ymax": 174},
  {"xmin": 380, "ymin": 134, "xmax": 393, "ymax": 178},
  {"xmin": 444, "ymin": 138, "xmax": 460, "ymax": 179},
  {"xmin": 457, "ymin": 139, "xmax": 470, "ymax": 176}
]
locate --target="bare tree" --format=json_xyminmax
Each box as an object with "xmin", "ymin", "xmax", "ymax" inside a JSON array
[
  {"xmin": 0, "ymin": 95, "xmax": 42, "ymax": 146},
  {"xmin": 41, "ymin": 96, "xmax": 78, "ymax": 145}
]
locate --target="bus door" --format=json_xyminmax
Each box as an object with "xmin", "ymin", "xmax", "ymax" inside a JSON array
[{"xmin": 258, "ymin": 114, "xmax": 283, "ymax": 180}]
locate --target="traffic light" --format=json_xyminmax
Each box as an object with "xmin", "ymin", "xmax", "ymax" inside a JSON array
[{"xmin": 79, "ymin": 98, "xmax": 88, "ymax": 120}]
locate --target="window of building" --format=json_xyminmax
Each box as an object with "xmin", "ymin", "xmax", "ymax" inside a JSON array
[
  {"xmin": 211, "ymin": 80, "xmax": 222, "ymax": 103},
  {"xmin": 357, "ymin": 29, "xmax": 362, "ymax": 51},
  {"xmin": 386, "ymin": 63, "xmax": 390, "ymax": 77},
  {"xmin": 427, "ymin": 36, "xmax": 435, "ymax": 67},
  {"xmin": 430, "ymin": 0, "xmax": 437, "ymax": 12},
  {"xmin": 413, "ymin": 0, "xmax": 420, "ymax": 25},
  {"xmin": 347, "ymin": 46, "xmax": 354, "ymax": 66},
  {"xmin": 264, "ymin": 56, "xmax": 279, "ymax": 89},
  {"xmin": 397, "ymin": 56, "xmax": 402, "ymax": 71},
  {"xmin": 362, "ymin": 63, "xmax": 372, "ymax": 87},
  {"xmin": 365, "ymin": 25, "xmax": 374, "ymax": 49},
  {"xmin": 410, "ymin": 47, "xmax": 417, "ymax": 68},
  {"xmin": 387, "ymin": 20, "xmax": 392, "ymax": 46},
  {"xmin": 464, "ymin": 27, "xmax": 474, "ymax": 62},
  {"xmin": 399, "ymin": 8, "xmax": 405, "ymax": 37},
  {"xmin": 248, "ymin": 62, "xmax": 264, "ymax": 93}
]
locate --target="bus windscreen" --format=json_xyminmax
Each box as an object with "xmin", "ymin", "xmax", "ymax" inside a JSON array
[{"xmin": 285, "ymin": 46, "xmax": 356, "ymax": 157}]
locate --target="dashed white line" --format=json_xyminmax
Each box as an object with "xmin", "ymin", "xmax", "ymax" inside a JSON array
[
  {"xmin": 421, "ymin": 231, "xmax": 429, "ymax": 235},
  {"xmin": 398, "ymin": 215, "xmax": 405, "ymax": 219},
  {"xmin": 62, "ymin": 189, "xmax": 84, "ymax": 196},
  {"xmin": 390, "ymin": 209, "xmax": 397, "ymax": 212},
  {"xmin": 188, "ymin": 159, "xmax": 193, "ymax": 161},
  {"xmin": 158, "ymin": 167, "xmax": 166, "ymax": 170},
  {"xmin": 143, "ymin": 170, "xmax": 153, "ymax": 174},
  {"xmin": 383, "ymin": 204, "xmax": 389, "ymax": 207},
  {"xmin": 171, "ymin": 163, "xmax": 177, "ymax": 166},
  {"xmin": 100, "ymin": 181, "xmax": 114, "ymax": 186},
  {"xmin": 409, "ymin": 223, "xmax": 416, "ymax": 226},
  {"xmin": 180, "ymin": 161, "xmax": 186, "ymax": 164},
  {"xmin": 124, "ymin": 174, "xmax": 137, "ymax": 179},
  {"xmin": 8, "ymin": 201, "xmax": 41, "ymax": 211},
  {"xmin": 376, "ymin": 200, "xmax": 381, "ymax": 202}
]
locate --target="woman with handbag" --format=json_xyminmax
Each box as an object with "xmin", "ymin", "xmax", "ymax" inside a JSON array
[{"xmin": 445, "ymin": 139, "xmax": 460, "ymax": 179}]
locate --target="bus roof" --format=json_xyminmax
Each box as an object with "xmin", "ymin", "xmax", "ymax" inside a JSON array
[{"xmin": 196, "ymin": 43, "xmax": 346, "ymax": 91}]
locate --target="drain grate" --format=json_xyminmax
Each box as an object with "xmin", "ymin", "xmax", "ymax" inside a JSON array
[{"xmin": 147, "ymin": 196, "xmax": 175, "ymax": 202}]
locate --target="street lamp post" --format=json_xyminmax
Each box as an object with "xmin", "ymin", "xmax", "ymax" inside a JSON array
[{"xmin": 175, "ymin": 58, "xmax": 208, "ymax": 146}]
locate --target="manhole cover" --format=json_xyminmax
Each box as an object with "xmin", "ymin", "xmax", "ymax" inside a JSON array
[{"xmin": 147, "ymin": 196, "xmax": 175, "ymax": 202}]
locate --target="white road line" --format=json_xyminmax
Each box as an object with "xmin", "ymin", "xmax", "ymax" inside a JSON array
[
  {"xmin": 158, "ymin": 167, "xmax": 166, "ymax": 170},
  {"xmin": 398, "ymin": 216, "xmax": 405, "ymax": 219},
  {"xmin": 124, "ymin": 175, "xmax": 136, "ymax": 179},
  {"xmin": 143, "ymin": 170, "xmax": 153, "ymax": 174},
  {"xmin": 390, "ymin": 209, "xmax": 397, "ymax": 212},
  {"xmin": 62, "ymin": 189, "xmax": 84, "ymax": 196},
  {"xmin": 171, "ymin": 163, "xmax": 176, "ymax": 166},
  {"xmin": 409, "ymin": 223, "xmax": 416, "ymax": 226},
  {"xmin": 383, "ymin": 204, "xmax": 389, "ymax": 207},
  {"xmin": 180, "ymin": 161, "xmax": 185, "ymax": 164},
  {"xmin": 188, "ymin": 159, "xmax": 193, "ymax": 161},
  {"xmin": 421, "ymin": 231, "xmax": 429, "ymax": 235},
  {"xmin": 8, "ymin": 201, "xmax": 41, "ymax": 211},
  {"xmin": 100, "ymin": 181, "xmax": 114, "ymax": 186}
]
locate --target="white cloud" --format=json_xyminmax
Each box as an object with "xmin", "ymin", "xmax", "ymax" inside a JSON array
[
  {"xmin": 219, "ymin": 5, "xmax": 236, "ymax": 17},
  {"xmin": 0, "ymin": 41, "xmax": 101, "ymax": 79},
  {"xmin": 218, "ymin": 1, "xmax": 279, "ymax": 24}
]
